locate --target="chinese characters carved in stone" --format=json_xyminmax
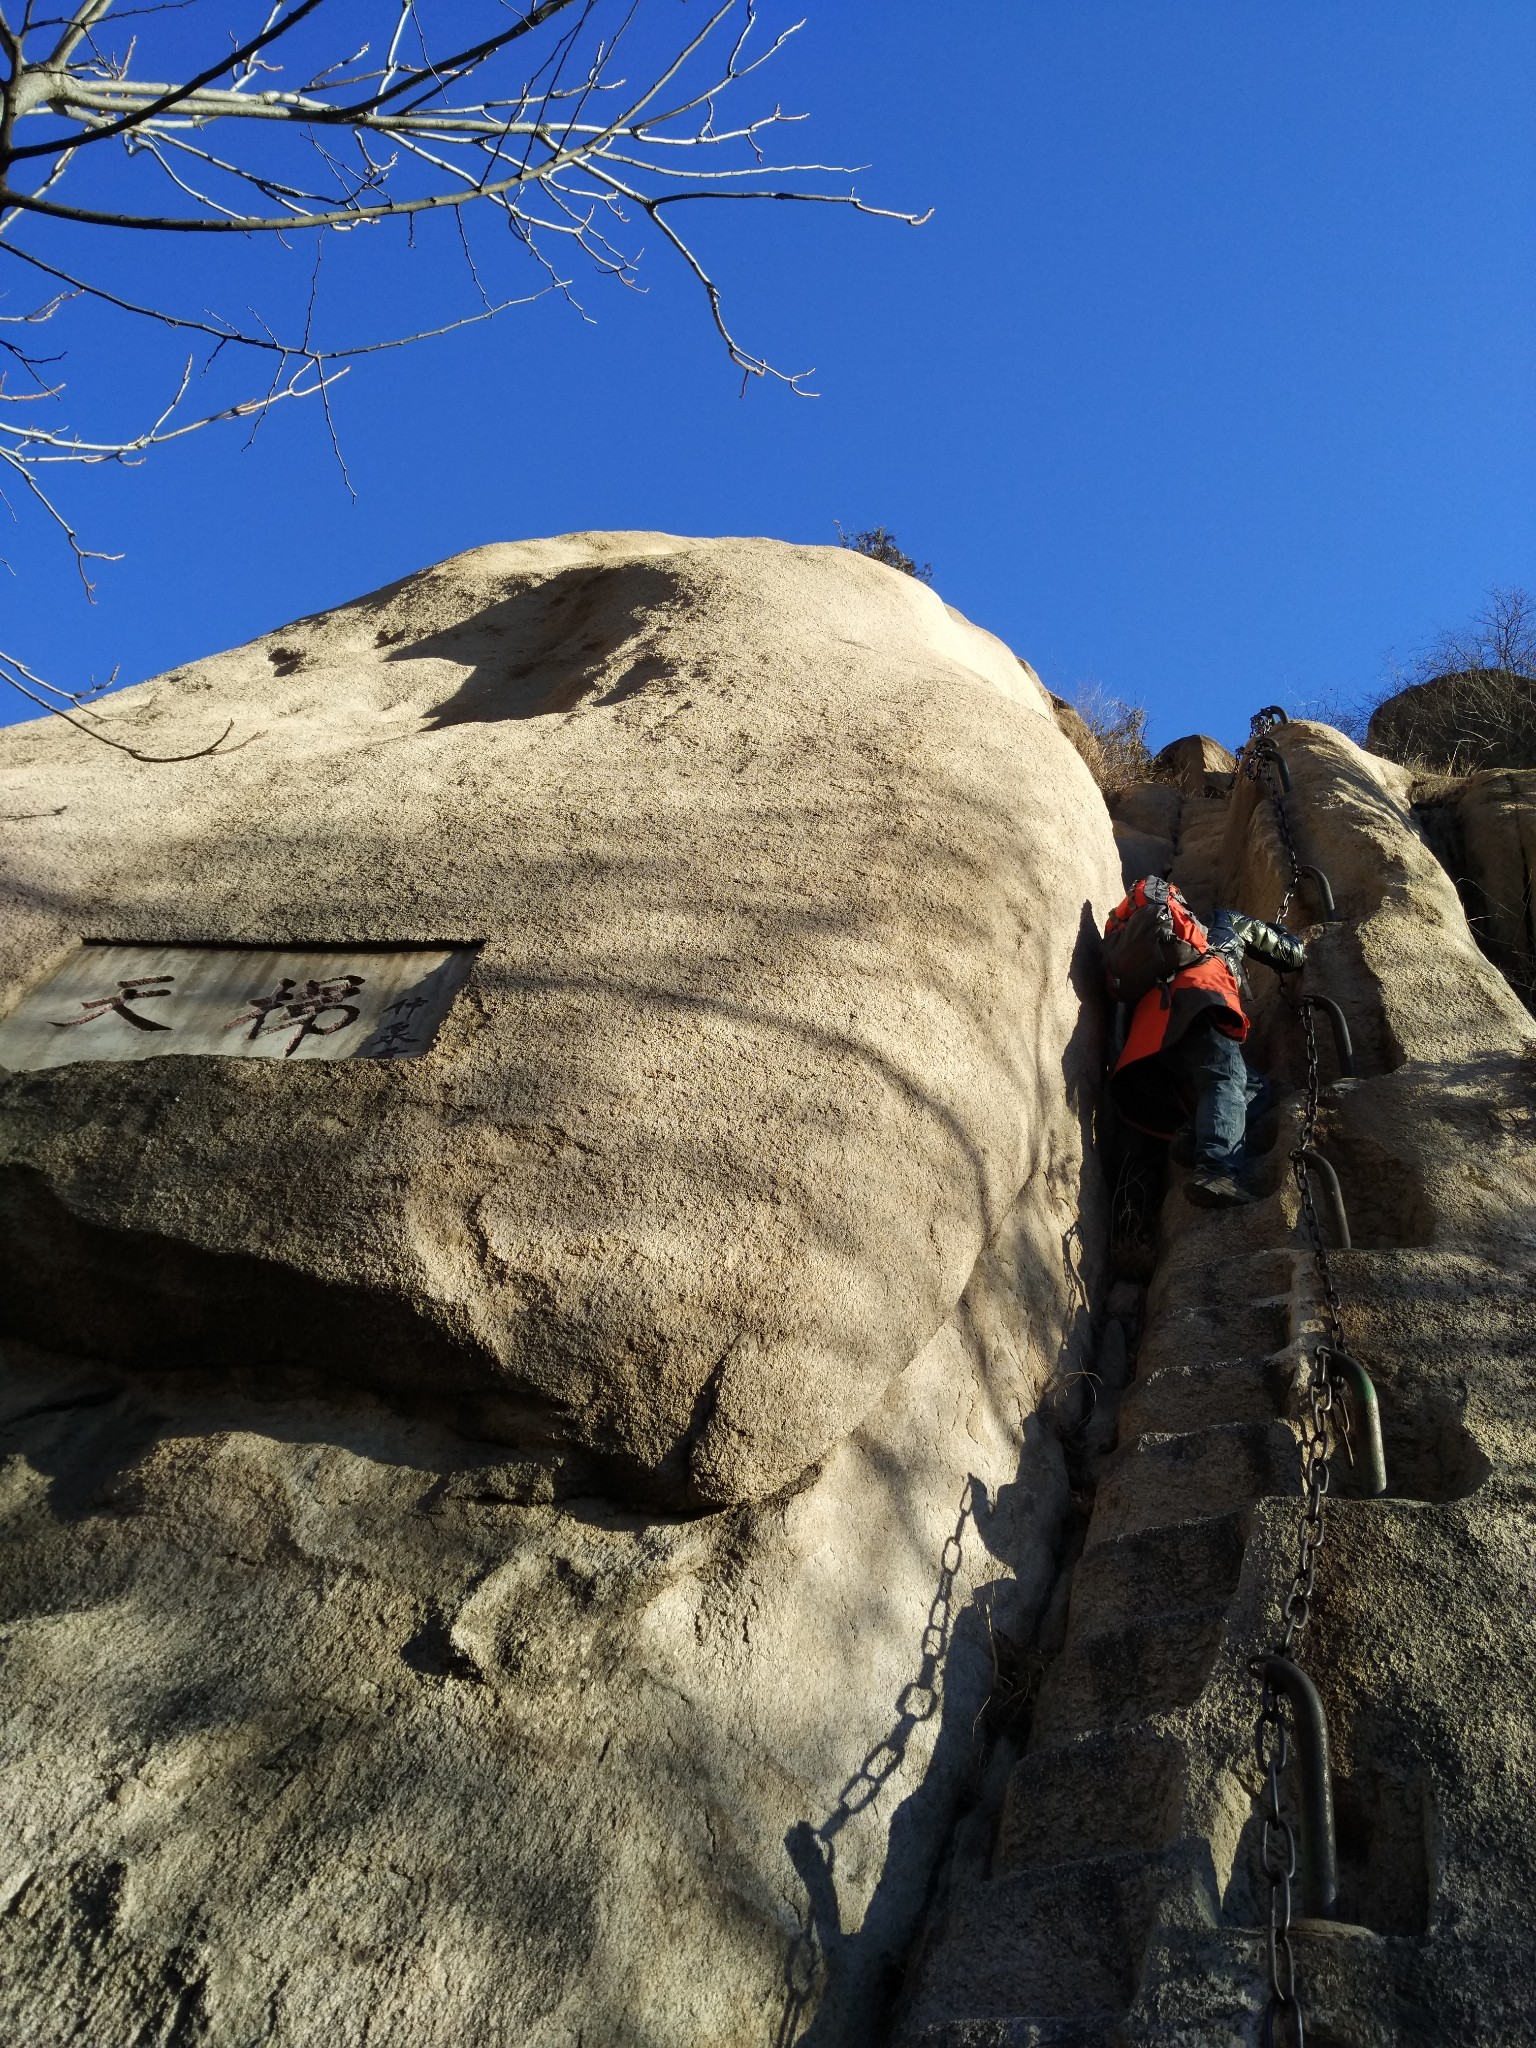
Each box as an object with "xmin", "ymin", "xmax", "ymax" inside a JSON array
[{"xmin": 0, "ymin": 944, "xmax": 474, "ymax": 1072}]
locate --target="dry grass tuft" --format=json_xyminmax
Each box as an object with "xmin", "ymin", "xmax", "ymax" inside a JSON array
[{"xmin": 1066, "ymin": 685, "xmax": 1172, "ymax": 798}]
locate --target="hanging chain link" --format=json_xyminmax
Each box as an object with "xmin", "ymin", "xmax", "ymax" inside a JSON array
[
  {"xmin": 1256, "ymin": 1694, "xmax": 1300, "ymax": 2048},
  {"xmin": 1239, "ymin": 711, "xmax": 1345, "ymax": 2047},
  {"xmin": 1240, "ymin": 710, "xmax": 1304, "ymax": 926}
]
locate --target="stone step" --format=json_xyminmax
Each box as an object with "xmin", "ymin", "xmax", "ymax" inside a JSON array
[
  {"xmin": 1135, "ymin": 1294, "xmax": 1291, "ymax": 1378},
  {"xmin": 1088, "ymin": 1419, "xmax": 1301, "ymax": 1544},
  {"xmin": 994, "ymin": 1729, "xmax": 1184, "ymax": 1873},
  {"xmin": 1143, "ymin": 1246, "xmax": 1296, "ymax": 1325},
  {"xmin": 1066, "ymin": 1513, "xmax": 1247, "ymax": 1632},
  {"xmin": 895, "ymin": 1849, "xmax": 1207, "ymax": 2037},
  {"xmin": 1170, "ymin": 874, "xmax": 1225, "ymax": 913},
  {"xmin": 1168, "ymin": 850, "xmax": 1229, "ymax": 900},
  {"xmin": 908, "ymin": 2019, "xmax": 1126, "ymax": 2048},
  {"xmin": 1156, "ymin": 1179, "xmax": 1298, "ymax": 1262},
  {"xmin": 1171, "ymin": 805, "xmax": 1228, "ymax": 837},
  {"xmin": 1118, "ymin": 1356, "xmax": 1283, "ymax": 1444},
  {"xmin": 1171, "ymin": 796, "xmax": 1230, "ymax": 830},
  {"xmin": 1124, "ymin": 1921, "xmax": 1433, "ymax": 2048},
  {"xmin": 1031, "ymin": 1605, "xmax": 1228, "ymax": 1743},
  {"xmin": 1170, "ymin": 844, "xmax": 1229, "ymax": 885},
  {"xmin": 1176, "ymin": 805, "xmax": 1229, "ymax": 838}
]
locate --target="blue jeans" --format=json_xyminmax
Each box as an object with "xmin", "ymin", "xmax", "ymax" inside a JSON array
[{"xmin": 1177, "ymin": 1024, "xmax": 1269, "ymax": 1173}]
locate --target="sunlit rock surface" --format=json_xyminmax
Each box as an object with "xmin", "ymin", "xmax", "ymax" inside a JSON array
[
  {"xmin": 0, "ymin": 536, "xmax": 1120, "ymax": 2046},
  {"xmin": 0, "ymin": 532, "xmax": 1112, "ymax": 1512}
]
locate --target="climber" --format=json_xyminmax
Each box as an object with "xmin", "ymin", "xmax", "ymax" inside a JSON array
[{"xmin": 1103, "ymin": 876, "xmax": 1307, "ymax": 1208}]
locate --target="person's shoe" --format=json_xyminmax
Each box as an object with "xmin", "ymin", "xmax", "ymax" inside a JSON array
[
  {"xmin": 1170, "ymin": 1126, "xmax": 1197, "ymax": 1168},
  {"xmin": 1185, "ymin": 1168, "xmax": 1256, "ymax": 1209}
]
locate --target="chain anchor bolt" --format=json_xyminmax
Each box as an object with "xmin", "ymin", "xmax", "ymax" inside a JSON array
[
  {"xmin": 1296, "ymin": 865, "xmax": 1338, "ymax": 922},
  {"xmin": 1264, "ymin": 745, "xmax": 1294, "ymax": 793},
  {"xmin": 1300, "ymin": 995, "xmax": 1356, "ymax": 1079},
  {"xmin": 1257, "ymin": 1654, "xmax": 1339, "ymax": 1922},
  {"xmin": 1297, "ymin": 1147, "xmax": 1351, "ymax": 1250},
  {"xmin": 1325, "ymin": 1350, "xmax": 1388, "ymax": 1496}
]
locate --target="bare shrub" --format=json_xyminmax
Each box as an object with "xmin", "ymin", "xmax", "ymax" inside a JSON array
[
  {"xmin": 1411, "ymin": 585, "xmax": 1536, "ymax": 682},
  {"xmin": 1367, "ymin": 586, "xmax": 1536, "ymax": 771},
  {"xmin": 1071, "ymin": 684, "xmax": 1156, "ymax": 797},
  {"xmin": 835, "ymin": 525, "xmax": 933, "ymax": 582},
  {"xmin": 1368, "ymin": 668, "xmax": 1536, "ymax": 774}
]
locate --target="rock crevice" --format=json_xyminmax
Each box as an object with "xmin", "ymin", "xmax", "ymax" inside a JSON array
[{"xmin": 893, "ymin": 723, "xmax": 1536, "ymax": 2047}]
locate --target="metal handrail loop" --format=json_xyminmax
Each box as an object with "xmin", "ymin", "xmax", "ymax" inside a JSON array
[
  {"xmin": 1300, "ymin": 995, "xmax": 1356, "ymax": 1078},
  {"xmin": 1255, "ymin": 1654, "xmax": 1339, "ymax": 1921},
  {"xmin": 1324, "ymin": 1349, "xmax": 1388, "ymax": 1497}
]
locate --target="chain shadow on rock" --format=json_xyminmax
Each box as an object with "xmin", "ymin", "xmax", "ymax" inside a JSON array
[
  {"xmin": 770, "ymin": 895, "xmax": 1113, "ymax": 2043},
  {"xmin": 774, "ymin": 1474, "xmax": 982, "ymax": 2048},
  {"xmin": 773, "ymin": 1448, "xmax": 1076, "ymax": 2048}
]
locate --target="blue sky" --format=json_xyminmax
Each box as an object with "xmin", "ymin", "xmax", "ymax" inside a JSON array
[{"xmin": 4, "ymin": 1, "xmax": 1534, "ymax": 749}]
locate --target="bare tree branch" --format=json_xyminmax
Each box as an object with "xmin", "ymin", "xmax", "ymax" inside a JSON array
[
  {"xmin": 0, "ymin": 645, "xmax": 250, "ymax": 759},
  {"xmin": 0, "ymin": 0, "xmax": 928, "ymax": 748},
  {"xmin": 9, "ymin": 0, "xmax": 335, "ymax": 163}
]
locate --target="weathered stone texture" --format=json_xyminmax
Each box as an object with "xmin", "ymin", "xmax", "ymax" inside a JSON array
[
  {"xmin": 1148, "ymin": 735, "xmax": 1236, "ymax": 798},
  {"xmin": 1411, "ymin": 765, "xmax": 1536, "ymax": 1013},
  {"xmin": 895, "ymin": 724, "xmax": 1536, "ymax": 2046},
  {"xmin": 0, "ymin": 532, "xmax": 1113, "ymax": 1512},
  {"xmin": 1105, "ymin": 783, "xmax": 1181, "ymax": 890},
  {"xmin": 0, "ymin": 536, "xmax": 1121, "ymax": 2047},
  {"xmin": 0, "ymin": 1240, "xmax": 1074, "ymax": 2048}
]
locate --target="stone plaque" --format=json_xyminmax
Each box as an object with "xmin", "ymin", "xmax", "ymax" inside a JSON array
[{"xmin": 0, "ymin": 943, "xmax": 475, "ymax": 1071}]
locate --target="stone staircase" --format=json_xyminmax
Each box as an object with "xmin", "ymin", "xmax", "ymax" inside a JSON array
[
  {"xmin": 893, "ymin": 1217, "xmax": 1310, "ymax": 2047},
  {"xmin": 890, "ymin": 728, "xmax": 1536, "ymax": 2047},
  {"xmin": 888, "ymin": 733, "xmax": 1531, "ymax": 2048},
  {"xmin": 892, "ymin": 768, "xmax": 1320, "ymax": 2045}
]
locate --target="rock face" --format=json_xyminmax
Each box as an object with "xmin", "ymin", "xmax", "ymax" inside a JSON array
[
  {"xmin": 1149, "ymin": 734, "xmax": 1236, "ymax": 798},
  {"xmin": 0, "ymin": 536, "xmax": 1122, "ymax": 2047},
  {"xmin": 1411, "ymin": 766, "xmax": 1536, "ymax": 1013},
  {"xmin": 1367, "ymin": 667, "xmax": 1536, "ymax": 771},
  {"xmin": 1044, "ymin": 690, "xmax": 1101, "ymax": 777},
  {"xmin": 0, "ymin": 532, "xmax": 1112, "ymax": 1512},
  {"xmin": 895, "ymin": 723, "xmax": 1536, "ymax": 2045},
  {"xmin": 0, "ymin": 1251, "xmax": 1076, "ymax": 2048},
  {"xmin": 1105, "ymin": 782, "xmax": 1181, "ymax": 890}
]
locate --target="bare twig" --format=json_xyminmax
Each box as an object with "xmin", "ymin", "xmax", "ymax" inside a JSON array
[
  {"xmin": 0, "ymin": 643, "xmax": 250, "ymax": 758},
  {"xmin": 0, "ymin": 0, "xmax": 926, "ymax": 755}
]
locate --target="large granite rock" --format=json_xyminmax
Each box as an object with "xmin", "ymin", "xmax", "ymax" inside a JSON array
[
  {"xmin": 0, "ymin": 1227, "xmax": 1078, "ymax": 2048},
  {"xmin": 1106, "ymin": 779, "xmax": 1182, "ymax": 889},
  {"xmin": 1411, "ymin": 765, "xmax": 1536, "ymax": 1014},
  {"xmin": 1148, "ymin": 733, "xmax": 1235, "ymax": 797},
  {"xmin": 1367, "ymin": 667, "xmax": 1536, "ymax": 771},
  {"xmin": 0, "ymin": 533, "xmax": 1115, "ymax": 1510},
  {"xmin": 0, "ymin": 536, "xmax": 1122, "ymax": 2046}
]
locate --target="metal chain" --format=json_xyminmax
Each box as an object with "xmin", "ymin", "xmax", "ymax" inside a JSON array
[
  {"xmin": 1240, "ymin": 721, "xmax": 1304, "ymax": 927},
  {"xmin": 1256, "ymin": 1696, "xmax": 1301, "ymax": 2048},
  {"xmin": 774, "ymin": 1480, "xmax": 975, "ymax": 2046},
  {"xmin": 1241, "ymin": 721, "xmax": 1344, "ymax": 2047}
]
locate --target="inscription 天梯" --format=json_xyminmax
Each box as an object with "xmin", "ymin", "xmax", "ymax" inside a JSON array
[{"xmin": 0, "ymin": 944, "xmax": 475, "ymax": 1072}]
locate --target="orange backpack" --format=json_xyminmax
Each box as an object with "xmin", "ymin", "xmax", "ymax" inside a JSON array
[{"xmin": 1102, "ymin": 877, "xmax": 1215, "ymax": 1006}]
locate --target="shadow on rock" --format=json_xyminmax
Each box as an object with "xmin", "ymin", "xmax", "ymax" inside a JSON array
[
  {"xmin": 774, "ymin": 1468, "xmax": 1051, "ymax": 2048},
  {"xmin": 401, "ymin": 563, "xmax": 682, "ymax": 726}
]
